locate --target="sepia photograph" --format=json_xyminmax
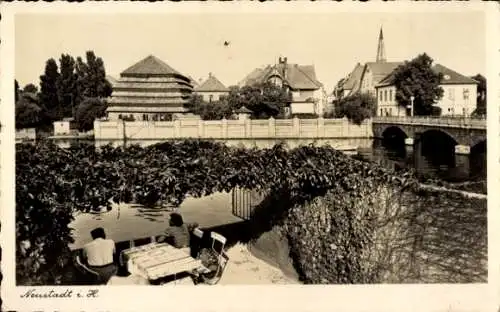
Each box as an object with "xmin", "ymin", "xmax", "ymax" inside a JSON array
[{"xmin": 2, "ymin": 2, "xmax": 498, "ymax": 311}]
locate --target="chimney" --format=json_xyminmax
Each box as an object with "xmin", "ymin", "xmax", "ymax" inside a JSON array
[
  {"xmin": 282, "ymin": 57, "xmax": 288, "ymax": 80},
  {"xmin": 209, "ymin": 72, "xmax": 213, "ymax": 78}
]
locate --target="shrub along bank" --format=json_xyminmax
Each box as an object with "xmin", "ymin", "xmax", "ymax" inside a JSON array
[{"xmin": 248, "ymin": 184, "xmax": 486, "ymax": 284}]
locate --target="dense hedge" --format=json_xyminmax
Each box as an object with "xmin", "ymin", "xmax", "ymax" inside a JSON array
[{"xmin": 16, "ymin": 140, "xmax": 419, "ymax": 285}]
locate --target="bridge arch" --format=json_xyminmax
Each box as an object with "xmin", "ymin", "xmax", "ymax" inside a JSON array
[
  {"xmin": 419, "ymin": 129, "xmax": 458, "ymax": 170},
  {"xmin": 470, "ymin": 139, "xmax": 487, "ymax": 180}
]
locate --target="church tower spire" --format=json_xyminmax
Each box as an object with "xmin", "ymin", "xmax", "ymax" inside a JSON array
[{"xmin": 376, "ymin": 27, "xmax": 386, "ymax": 63}]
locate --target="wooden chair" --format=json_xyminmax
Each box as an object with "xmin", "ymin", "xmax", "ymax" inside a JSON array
[
  {"xmin": 200, "ymin": 232, "xmax": 229, "ymax": 285},
  {"xmin": 74, "ymin": 254, "xmax": 101, "ymax": 285}
]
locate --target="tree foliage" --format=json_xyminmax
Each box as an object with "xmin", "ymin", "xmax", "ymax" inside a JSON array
[
  {"xmin": 15, "ymin": 79, "xmax": 20, "ymax": 102},
  {"xmin": 74, "ymin": 97, "xmax": 108, "ymax": 132},
  {"xmin": 57, "ymin": 54, "xmax": 78, "ymax": 118},
  {"xmin": 16, "ymin": 140, "xmax": 419, "ymax": 285},
  {"xmin": 76, "ymin": 51, "xmax": 112, "ymax": 100},
  {"xmin": 330, "ymin": 92, "xmax": 376, "ymax": 125},
  {"xmin": 471, "ymin": 74, "xmax": 486, "ymax": 117},
  {"xmin": 228, "ymin": 82, "xmax": 291, "ymax": 119},
  {"xmin": 188, "ymin": 94, "xmax": 234, "ymax": 120},
  {"xmin": 392, "ymin": 53, "xmax": 444, "ymax": 116},
  {"xmin": 39, "ymin": 58, "xmax": 61, "ymax": 121},
  {"xmin": 15, "ymin": 94, "xmax": 43, "ymax": 130},
  {"xmin": 25, "ymin": 51, "xmax": 112, "ymax": 129},
  {"xmin": 23, "ymin": 83, "xmax": 38, "ymax": 94}
]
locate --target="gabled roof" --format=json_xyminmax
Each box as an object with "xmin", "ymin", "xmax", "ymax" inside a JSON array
[
  {"xmin": 364, "ymin": 62, "xmax": 403, "ymax": 85},
  {"xmin": 240, "ymin": 62, "xmax": 322, "ymax": 90},
  {"xmin": 195, "ymin": 73, "xmax": 229, "ymax": 92},
  {"xmin": 121, "ymin": 55, "xmax": 182, "ymax": 76},
  {"xmin": 238, "ymin": 67, "xmax": 267, "ymax": 87},
  {"xmin": 341, "ymin": 63, "xmax": 364, "ymax": 91},
  {"xmin": 433, "ymin": 64, "xmax": 478, "ymax": 85},
  {"xmin": 376, "ymin": 63, "xmax": 477, "ymax": 87}
]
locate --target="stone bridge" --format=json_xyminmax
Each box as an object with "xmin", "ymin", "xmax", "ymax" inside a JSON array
[
  {"xmin": 372, "ymin": 116, "xmax": 487, "ymax": 179},
  {"xmin": 372, "ymin": 116, "xmax": 486, "ymax": 148}
]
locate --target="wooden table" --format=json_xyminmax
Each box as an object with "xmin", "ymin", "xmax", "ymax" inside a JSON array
[{"xmin": 120, "ymin": 243, "xmax": 208, "ymax": 281}]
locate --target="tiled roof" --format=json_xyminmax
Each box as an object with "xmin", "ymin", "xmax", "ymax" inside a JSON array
[
  {"xmin": 365, "ymin": 62, "xmax": 403, "ymax": 85},
  {"xmin": 341, "ymin": 63, "xmax": 364, "ymax": 91},
  {"xmin": 121, "ymin": 55, "xmax": 183, "ymax": 77},
  {"xmin": 196, "ymin": 74, "xmax": 229, "ymax": 92},
  {"xmin": 376, "ymin": 63, "xmax": 477, "ymax": 87},
  {"xmin": 238, "ymin": 67, "xmax": 267, "ymax": 87},
  {"xmin": 240, "ymin": 62, "xmax": 322, "ymax": 90},
  {"xmin": 433, "ymin": 64, "xmax": 478, "ymax": 85}
]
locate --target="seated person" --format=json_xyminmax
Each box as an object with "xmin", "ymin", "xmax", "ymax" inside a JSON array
[
  {"xmin": 158, "ymin": 213, "xmax": 190, "ymax": 249},
  {"xmin": 82, "ymin": 227, "xmax": 117, "ymax": 283}
]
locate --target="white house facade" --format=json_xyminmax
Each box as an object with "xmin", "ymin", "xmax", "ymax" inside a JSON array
[{"xmin": 375, "ymin": 63, "xmax": 478, "ymax": 117}]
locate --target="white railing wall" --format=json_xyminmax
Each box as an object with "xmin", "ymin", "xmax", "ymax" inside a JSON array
[{"xmin": 94, "ymin": 117, "xmax": 373, "ymax": 141}]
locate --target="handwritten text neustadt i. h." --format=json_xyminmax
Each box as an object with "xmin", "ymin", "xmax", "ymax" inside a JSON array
[{"xmin": 20, "ymin": 289, "xmax": 99, "ymax": 299}]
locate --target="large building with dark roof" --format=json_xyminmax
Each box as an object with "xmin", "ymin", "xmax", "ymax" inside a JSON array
[
  {"xmin": 376, "ymin": 63, "xmax": 478, "ymax": 117},
  {"xmin": 106, "ymin": 55, "xmax": 194, "ymax": 121},
  {"xmin": 238, "ymin": 57, "xmax": 324, "ymax": 116}
]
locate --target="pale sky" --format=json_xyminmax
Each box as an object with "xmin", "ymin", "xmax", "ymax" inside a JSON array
[{"xmin": 15, "ymin": 11, "xmax": 485, "ymax": 92}]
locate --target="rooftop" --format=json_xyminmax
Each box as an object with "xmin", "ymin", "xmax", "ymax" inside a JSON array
[
  {"xmin": 121, "ymin": 55, "xmax": 183, "ymax": 77},
  {"xmin": 376, "ymin": 63, "xmax": 478, "ymax": 87},
  {"xmin": 196, "ymin": 73, "xmax": 229, "ymax": 92},
  {"xmin": 239, "ymin": 61, "xmax": 322, "ymax": 90}
]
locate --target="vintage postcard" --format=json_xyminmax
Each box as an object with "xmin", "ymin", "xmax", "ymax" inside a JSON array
[{"xmin": 1, "ymin": 2, "xmax": 499, "ymax": 312}]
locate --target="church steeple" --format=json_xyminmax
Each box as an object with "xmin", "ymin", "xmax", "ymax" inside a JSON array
[{"xmin": 376, "ymin": 27, "xmax": 386, "ymax": 63}]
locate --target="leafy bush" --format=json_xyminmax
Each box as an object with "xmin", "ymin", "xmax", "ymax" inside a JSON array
[
  {"xmin": 334, "ymin": 92, "xmax": 377, "ymax": 125},
  {"xmin": 16, "ymin": 140, "xmax": 418, "ymax": 285},
  {"xmin": 74, "ymin": 97, "xmax": 108, "ymax": 131}
]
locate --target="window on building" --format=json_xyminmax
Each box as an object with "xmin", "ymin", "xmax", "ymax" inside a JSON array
[
  {"xmin": 209, "ymin": 94, "xmax": 213, "ymax": 103},
  {"xmin": 144, "ymin": 114, "xmax": 149, "ymax": 121},
  {"xmin": 379, "ymin": 91, "xmax": 383, "ymax": 101},
  {"xmin": 384, "ymin": 90, "xmax": 387, "ymax": 102},
  {"xmin": 389, "ymin": 90, "xmax": 393, "ymax": 101},
  {"xmin": 389, "ymin": 108, "xmax": 392, "ymax": 116},
  {"xmin": 380, "ymin": 108, "xmax": 383, "ymax": 116},
  {"xmin": 448, "ymin": 88, "xmax": 455, "ymax": 100},
  {"xmin": 463, "ymin": 88, "xmax": 469, "ymax": 100},
  {"xmin": 118, "ymin": 114, "xmax": 123, "ymax": 120}
]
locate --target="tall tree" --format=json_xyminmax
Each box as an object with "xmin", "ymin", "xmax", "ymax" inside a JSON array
[
  {"xmin": 57, "ymin": 54, "xmax": 78, "ymax": 118},
  {"xmin": 471, "ymin": 74, "xmax": 486, "ymax": 116},
  {"xmin": 78, "ymin": 51, "xmax": 112, "ymax": 99},
  {"xmin": 23, "ymin": 83, "xmax": 38, "ymax": 94},
  {"xmin": 39, "ymin": 59, "xmax": 61, "ymax": 120},
  {"xmin": 15, "ymin": 80, "xmax": 20, "ymax": 102},
  {"xmin": 392, "ymin": 53, "xmax": 444, "ymax": 116}
]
